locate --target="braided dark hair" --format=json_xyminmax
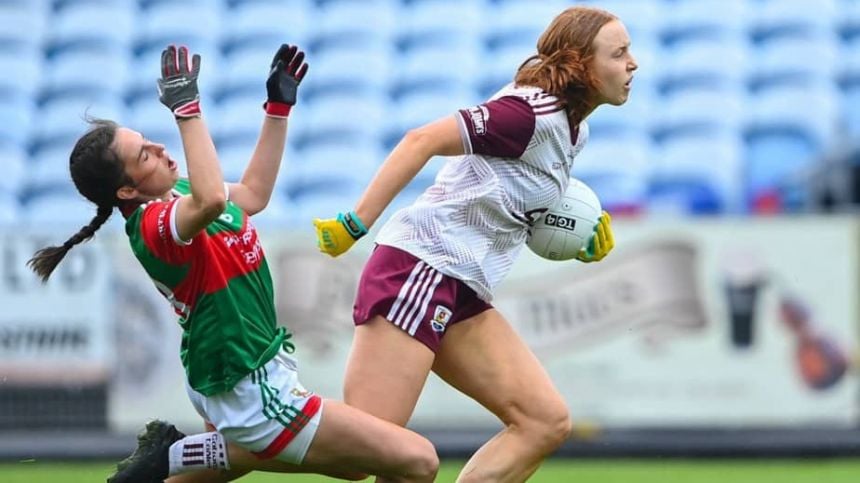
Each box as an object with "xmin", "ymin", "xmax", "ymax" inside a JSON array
[{"xmin": 28, "ymin": 118, "xmax": 132, "ymax": 282}]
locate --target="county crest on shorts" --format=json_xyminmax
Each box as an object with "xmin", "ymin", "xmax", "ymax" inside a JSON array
[{"xmin": 431, "ymin": 305, "xmax": 453, "ymax": 332}]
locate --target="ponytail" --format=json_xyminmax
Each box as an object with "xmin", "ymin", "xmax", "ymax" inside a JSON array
[{"xmin": 28, "ymin": 204, "xmax": 113, "ymax": 282}]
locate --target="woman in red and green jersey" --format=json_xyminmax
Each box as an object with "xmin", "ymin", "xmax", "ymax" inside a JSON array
[{"xmin": 28, "ymin": 44, "xmax": 438, "ymax": 483}]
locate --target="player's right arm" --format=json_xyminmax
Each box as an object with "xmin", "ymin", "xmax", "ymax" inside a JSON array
[
  {"xmin": 157, "ymin": 45, "xmax": 227, "ymax": 242},
  {"xmin": 313, "ymin": 95, "xmax": 537, "ymax": 258}
]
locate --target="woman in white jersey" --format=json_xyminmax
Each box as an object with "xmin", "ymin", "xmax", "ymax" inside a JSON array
[
  {"xmin": 314, "ymin": 6, "xmax": 635, "ymax": 482},
  {"xmin": 29, "ymin": 44, "xmax": 439, "ymax": 482}
]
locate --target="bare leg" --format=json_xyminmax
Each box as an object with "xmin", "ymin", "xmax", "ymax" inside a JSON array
[
  {"xmin": 433, "ymin": 309, "xmax": 572, "ymax": 483},
  {"xmin": 167, "ymin": 398, "xmax": 438, "ymax": 482},
  {"xmin": 342, "ymin": 316, "xmax": 437, "ymax": 482}
]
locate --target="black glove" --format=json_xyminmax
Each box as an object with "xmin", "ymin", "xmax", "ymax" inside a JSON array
[
  {"xmin": 157, "ymin": 45, "xmax": 201, "ymax": 119},
  {"xmin": 264, "ymin": 44, "xmax": 308, "ymax": 118}
]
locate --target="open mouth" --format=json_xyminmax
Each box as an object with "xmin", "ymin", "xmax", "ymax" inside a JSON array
[{"xmin": 168, "ymin": 159, "xmax": 177, "ymax": 171}]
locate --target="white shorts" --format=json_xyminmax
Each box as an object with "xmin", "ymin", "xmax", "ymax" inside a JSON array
[{"xmin": 185, "ymin": 350, "xmax": 323, "ymax": 465}]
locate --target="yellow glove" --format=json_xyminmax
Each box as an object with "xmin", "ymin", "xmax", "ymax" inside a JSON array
[
  {"xmin": 313, "ymin": 211, "xmax": 368, "ymax": 257},
  {"xmin": 576, "ymin": 211, "xmax": 615, "ymax": 263}
]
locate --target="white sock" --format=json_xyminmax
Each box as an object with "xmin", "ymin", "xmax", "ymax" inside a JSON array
[{"xmin": 167, "ymin": 431, "xmax": 230, "ymax": 476}]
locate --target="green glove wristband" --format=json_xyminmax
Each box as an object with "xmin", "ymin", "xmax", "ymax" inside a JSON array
[{"xmin": 339, "ymin": 211, "xmax": 368, "ymax": 240}]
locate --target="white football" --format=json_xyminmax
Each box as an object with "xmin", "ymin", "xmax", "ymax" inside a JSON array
[{"xmin": 527, "ymin": 177, "xmax": 602, "ymax": 261}]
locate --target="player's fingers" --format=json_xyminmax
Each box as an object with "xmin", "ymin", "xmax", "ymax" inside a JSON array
[{"xmin": 602, "ymin": 213, "xmax": 615, "ymax": 251}]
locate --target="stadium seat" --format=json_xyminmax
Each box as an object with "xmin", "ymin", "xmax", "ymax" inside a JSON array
[
  {"xmin": 221, "ymin": 1, "xmax": 312, "ymax": 56},
  {"xmin": 212, "ymin": 94, "xmax": 267, "ymax": 150},
  {"xmin": 0, "ymin": 96, "xmax": 36, "ymax": 147},
  {"xmin": 47, "ymin": 2, "xmax": 135, "ymax": 54},
  {"xmin": 749, "ymin": 35, "xmax": 840, "ymax": 92},
  {"xmin": 573, "ymin": 135, "xmax": 652, "ymax": 215},
  {"xmin": 288, "ymin": 142, "xmax": 381, "ymax": 206},
  {"xmin": 22, "ymin": 191, "xmax": 96, "ymax": 226},
  {"xmin": 478, "ymin": 44, "xmax": 534, "ymax": 99},
  {"xmin": 312, "ymin": 0, "xmax": 397, "ymax": 54},
  {"xmin": 653, "ymin": 89, "xmax": 746, "ymax": 142},
  {"xmin": 750, "ymin": 0, "xmax": 839, "ymax": 42},
  {"xmin": 302, "ymin": 48, "xmax": 394, "ymax": 101},
  {"xmin": 0, "ymin": 51, "xmax": 42, "ymax": 99},
  {"xmin": 650, "ymin": 132, "xmax": 745, "ymax": 214},
  {"xmin": 586, "ymin": 83, "xmax": 653, "ymax": 142},
  {"xmin": 0, "ymin": 143, "xmax": 26, "ymax": 197},
  {"xmin": 42, "ymin": 47, "xmax": 130, "ymax": 102},
  {"xmin": 385, "ymin": 87, "xmax": 479, "ymax": 148},
  {"xmin": 843, "ymin": 86, "xmax": 860, "ymax": 137},
  {"xmin": 394, "ymin": 46, "xmax": 482, "ymax": 98},
  {"xmin": 661, "ymin": 0, "xmax": 749, "ymax": 46},
  {"xmin": 0, "ymin": 2, "xmax": 48, "ymax": 53},
  {"xmin": 302, "ymin": 94, "xmax": 388, "ymax": 148},
  {"xmin": 397, "ymin": 1, "xmax": 484, "ymax": 52},
  {"xmin": 32, "ymin": 95, "xmax": 127, "ymax": 154},
  {"xmin": 487, "ymin": 1, "xmax": 567, "ymax": 51},
  {"xmin": 135, "ymin": 3, "xmax": 221, "ymax": 55},
  {"xmin": 744, "ymin": 85, "xmax": 840, "ymax": 211},
  {"xmin": 659, "ymin": 39, "xmax": 749, "ymax": 95},
  {"xmin": 0, "ymin": 192, "xmax": 19, "ymax": 224},
  {"xmin": 588, "ymin": 0, "xmax": 662, "ymax": 39},
  {"xmin": 29, "ymin": 145, "xmax": 74, "ymax": 194}
]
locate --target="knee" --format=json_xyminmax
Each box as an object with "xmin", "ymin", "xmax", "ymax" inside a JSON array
[
  {"xmin": 513, "ymin": 399, "xmax": 572, "ymax": 451},
  {"xmin": 402, "ymin": 437, "xmax": 440, "ymax": 480}
]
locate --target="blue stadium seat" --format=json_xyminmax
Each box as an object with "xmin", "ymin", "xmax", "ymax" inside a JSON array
[
  {"xmin": 217, "ymin": 47, "xmax": 279, "ymax": 101},
  {"xmin": 33, "ymin": 95, "xmax": 126, "ymax": 154},
  {"xmin": 0, "ymin": 96, "xmax": 35, "ymax": 147},
  {"xmin": 653, "ymin": 89, "xmax": 745, "ymax": 142},
  {"xmin": 303, "ymin": 48, "xmax": 394, "ymax": 101},
  {"xmin": 573, "ymin": 135, "xmax": 651, "ymax": 215},
  {"xmin": 0, "ymin": 2, "xmax": 48, "ymax": 53},
  {"xmin": 23, "ymin": 191, "xmax": 96, "ymax": 226},
  {"xmin": 385, "ymin": 87, "xmax": 479, "ymax": 148},
  {"xmin": 221, "ymin": 2, "xmax": 312, "ymax": 56},
  {"xmin": 42, "ymin": 48, "xmax": 130, "ymax": 102},
  {"xmin": 0, "ymin": 192, "xmax": 19, "ymax": 224},
  {"xmin": 246, "ymin": 190, "xmax": 296, "ymax": 229},
  {"xmin": 587, "ymin": 83, "xmax": 653, "ymax": 142},
  {"xmin": 29, "ymin": 145, "xmax": 73, "ymax": 193},
  {"xmin": 135, "ymin": 3, "xmax": 220, "ymax": 55},
  {"xmin": 478, "ymin": 44, "xmax": 533, "ymax": 99},
  {"xmin": 650, "ymin": 132, "xmax": 744, "ymax": 214},
  {"xmin": 661, "ymin": 0, "xmax": 749, "ymax": 45},
  {"xmin": 0, "ymin": 51, "xmax": 42, "ymax": 99},
  {"xmin": 843, "ymin": 86, "xmax": 860, "ymax": 137},
  {"xmin": 0, "ymin": 143, "xmax": 26, "ymax": 197},
  {"xmin": 213, "ymin": 94, "xmax": 266, "ymax": 150},
  {"xmin": 750, "ymin": 0, "xmax": 839, "ymax": 42},
  {"xmin": 589, "ymin": 0, "xmax": 662, "ymax": 39},
  {"xmin": 744, "ymin": 84, "xmax": 840, "ymax": 210},
  {"xmin": 750, "ymin": 36, "xmax": 839, "ymax": 91},
  {"xmin": 288, "ymin": 142, "xmax": 381, "ymax": 203},
  {"xmin": 397, "ymin": 1, "xmax": 483, "ymax": 51},
  {"xmin": 312, "ymin": 0, "xmax": 397, "ymax": 54},
  {"xmin": 394, "ymin": 46, "xmax": 482, "ymax": 98},
  {"xmin": 48, "ymin": 2, "xmax": 135, "ymax": 54},
  {"xmin": 841, "ymin": 0, "xmax": 860, "ymax": 40},
  {"xmin": 487, "ymin": 1, "xmax": 566, "ymax": 50},
  {"xmin": 660, "ymin": 39, "xmax": 749, "ymax": 95},
  {"xmin": 302, "ymin": 94, "xmax": 388, "ymax": 148}
]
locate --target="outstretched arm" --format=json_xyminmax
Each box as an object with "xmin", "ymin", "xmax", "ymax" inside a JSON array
[
  {"xmin": 228, "ymin": 44, "xmax": 308, "ymax": 216},
  {"xmin": 313, "ymin": 115, "xmax": 463, "ymax": 257},
  {"xmin": 158, "ymin": 45, "xmax": 227, "ymax": 242}
]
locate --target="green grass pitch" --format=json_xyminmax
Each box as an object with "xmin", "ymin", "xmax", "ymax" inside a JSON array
[{"xmin": 2, "ymin": 459, "xmax": 860, "ymax": 482}]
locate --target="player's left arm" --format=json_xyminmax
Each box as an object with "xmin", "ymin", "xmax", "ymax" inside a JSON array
[
  {"xmin": 312, "ymin": 115, "xmax": 463, "ymax": 257},
  {"xmin": 228, "ymin": 44, "xmax": 308, "ymax": 216}
]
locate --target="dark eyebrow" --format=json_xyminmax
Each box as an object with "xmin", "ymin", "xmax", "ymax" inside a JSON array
[{"xmin": 136, "ymin": 134, "xmax": 146, "ymax": 164}]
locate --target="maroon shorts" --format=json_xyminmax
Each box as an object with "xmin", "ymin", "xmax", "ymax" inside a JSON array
[{"xmin": 353, "ymin": 244, "xmax": 493, "ymax": 352}]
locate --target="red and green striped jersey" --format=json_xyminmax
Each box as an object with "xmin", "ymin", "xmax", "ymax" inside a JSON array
[{"xmin": 124, "ymin": 179, "xmax": 290, "ymax": 396}]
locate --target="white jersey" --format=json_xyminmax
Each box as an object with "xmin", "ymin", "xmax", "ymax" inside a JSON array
[{"xmin": 375, "ymin": 84, "xmax": 589, "ymax": 301}]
